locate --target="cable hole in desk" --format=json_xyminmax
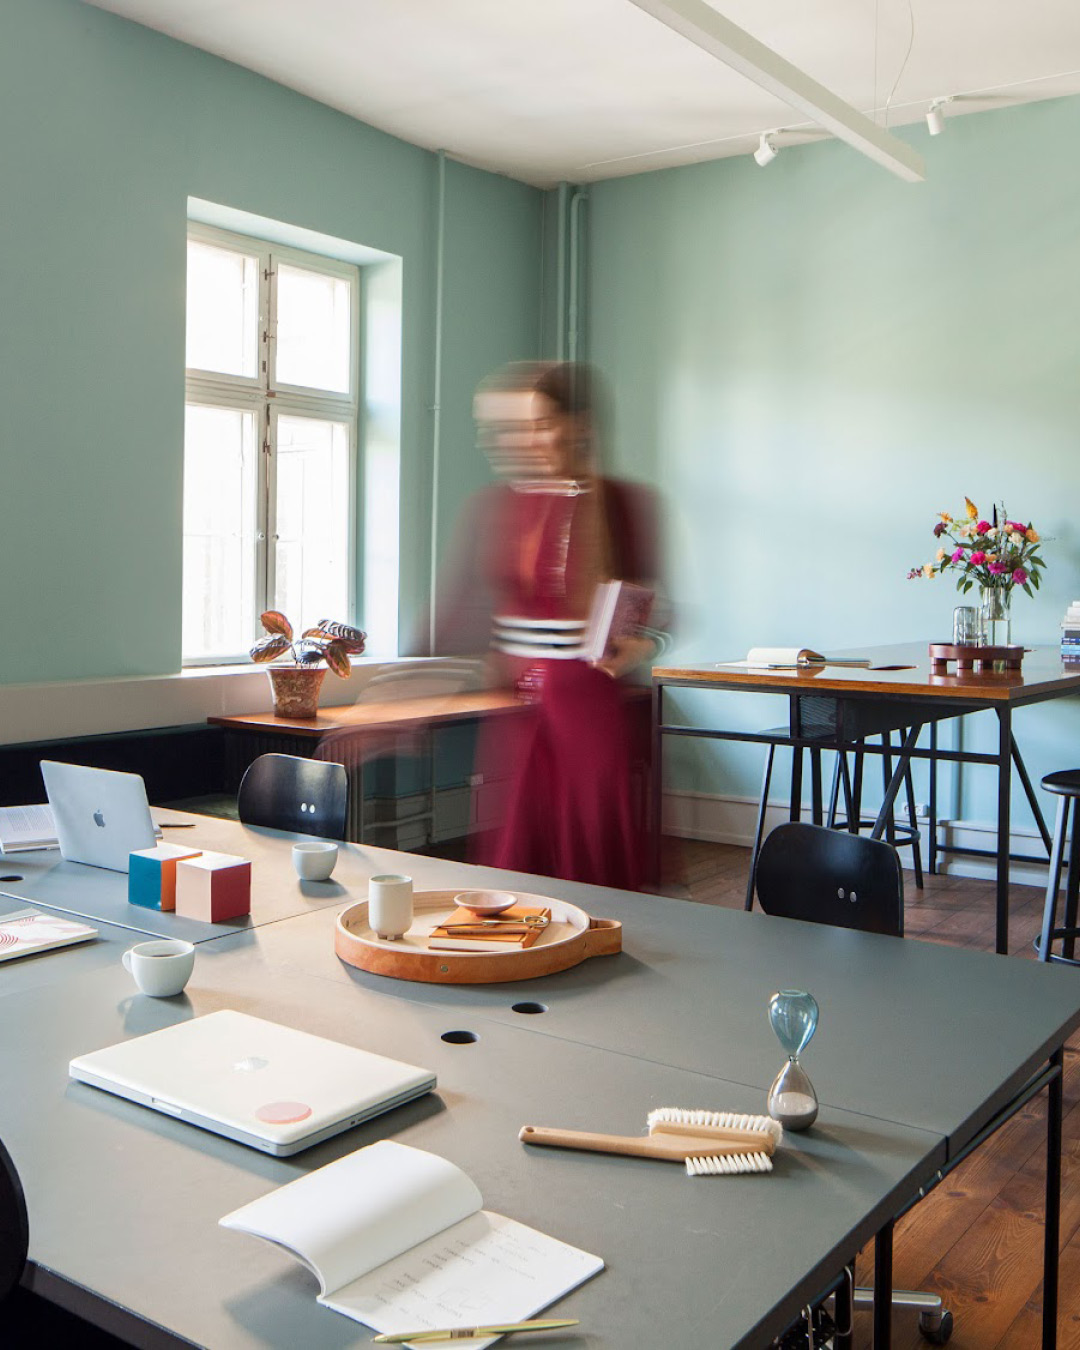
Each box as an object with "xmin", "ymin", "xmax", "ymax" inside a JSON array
[
  {"xmin": 511, "ymin": 1002, "xmax": 548, "ymax": 1015},
  {"xmin": 0, "ymin": 876, "xmax": 23, "ymax": 883},
  {"xmin": 441, "ymin": 1030, "xmax": 479, "ymax": 1045}
]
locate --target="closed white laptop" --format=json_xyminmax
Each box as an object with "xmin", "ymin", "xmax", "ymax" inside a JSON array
[
  {"xmin": 41, "ymin": 760, "xmax": 157, "ymax": 872},
  {"xmin": 69, "ymin": 1010, "xmax": 437, "ymax": 1156}
]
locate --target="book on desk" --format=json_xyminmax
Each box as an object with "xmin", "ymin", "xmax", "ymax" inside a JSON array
[
  {"xmin": 715, "ymin": 647, "xmax": 872, "ymax": 670},
  {"xmin": 221, "ymin": 1140, "xmax": 602, "ymax": 1348}
]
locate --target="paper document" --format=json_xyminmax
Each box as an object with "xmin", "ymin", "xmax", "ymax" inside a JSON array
[
  {"xmin": 221, "ymin": 1141, "xmax": 602, "ymax": 1349},
  {"xmin": 0, "ymin": 804, "xmax": 59, "ymax": 853}
]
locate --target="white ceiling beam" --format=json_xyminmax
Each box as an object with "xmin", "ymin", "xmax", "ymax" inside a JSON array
[{"xmin": 628, "ymin": 0, "xmax": 926, "ymax": 182}]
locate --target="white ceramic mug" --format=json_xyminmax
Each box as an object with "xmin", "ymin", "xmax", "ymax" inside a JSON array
[
  {"xmin": 368, "ymin": 874, "xmax": 413, "ymax": 941},
  {"xmin": 122, "ymin": 939, "xmax": 196, "ymax": 998},
  {"xmin": 292, "ymin": 841, "xmax": 338, "ymax": 881}
]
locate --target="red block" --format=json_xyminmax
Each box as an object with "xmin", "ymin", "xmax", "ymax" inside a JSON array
[{"xmin": 175, "ymin": 851, "xmax": 251, "ymax": 923}]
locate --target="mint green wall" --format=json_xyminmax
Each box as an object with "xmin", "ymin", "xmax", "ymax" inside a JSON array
[
  {"xmin": 0, "ymin": 0, "xmax": 540, "ymax": 684},
  {"xmin": 588, "ymin": 98, "xmax": 1080, "ymax": 824}
]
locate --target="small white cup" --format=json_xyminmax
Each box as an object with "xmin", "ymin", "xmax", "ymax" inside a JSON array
[
  {"xmin": 368, "ymin": 874, "xmax": 413, "ymax": 941},
  {"xmin": 122, "ymin": 939, "xmax": 195, "ymax": 998},
  {"xmin": 292, "ymin": 841, "xmax": 338, "ymax": 881}
]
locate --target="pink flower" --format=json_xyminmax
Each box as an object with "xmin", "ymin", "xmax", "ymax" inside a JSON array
[
  {"xmin": 988, "ymin": 561, "xmax": 1007, "ymax": 574},
  {"xmin": 951, "ymin": 548, "xmax": 965, "ymax": 563},
  {"xmin": 976, "ymin": 520, "xmax": 991, "ymax": 534},
  {"xmin": 1005, "ymin": 520, "xmax": 1026, "ymax": 534},
  {"xmin": 1012, "ymin": 567, "xmax": 1028, "ymax": 585},
  {"xmin": 969, "ymin": 551, "xmax": 986, "ymax": 565}
]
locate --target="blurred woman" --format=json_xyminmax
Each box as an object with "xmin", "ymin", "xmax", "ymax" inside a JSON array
[{"xmin": 442, "ymin": 362, "xmax": 663, "ymax": 890}]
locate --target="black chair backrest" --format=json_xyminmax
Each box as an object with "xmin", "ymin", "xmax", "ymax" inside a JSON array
[
  {"xmin": 755, "ymin": 822, "xmax": 904, "ymax": 937},
  {"xmin": 0, "ymin": 1137, "xmax": 29, "ymax": 1305},
  {"xmin": 237, "ymin": 754, "xmax": 348, "ymax": 840}
]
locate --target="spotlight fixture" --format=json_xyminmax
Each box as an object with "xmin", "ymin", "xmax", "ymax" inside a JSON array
[
  {"xmin": 754, "ymin": 132, "xmax": 778, "ymax": 167},
  {"xmin": 926, "ymin": 98, "xmax": 952, "ymax": 136}
]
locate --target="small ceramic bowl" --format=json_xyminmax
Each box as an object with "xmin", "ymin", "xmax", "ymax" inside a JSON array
[{"xmin": 454, "ymin": 889, "xmax": 517, "ymax": 916}]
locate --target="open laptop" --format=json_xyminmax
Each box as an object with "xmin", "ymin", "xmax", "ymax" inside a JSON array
[
  {"xmin": 41, "ymin": 761, "xmax": 158, "ymax": 872},
  {"xmin": 69, "ymin": 1010, "xmax": 437, "ymax": 1156}
]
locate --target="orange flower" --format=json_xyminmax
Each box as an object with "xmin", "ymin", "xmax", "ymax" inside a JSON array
[
  {"xmin": 1026, "ymin": 527, "xmax": 1040, "ymax": 543},
  {"xmin": 922, "ymin": 563, "xmax": 935, "ymax": 578},
  {"xmin": 964, "ymin": 496, "xmax": 978, "ymax": 519},
  {"xmin": 939, "ymin": 512, "xmax": 953, "ymax": 523}
]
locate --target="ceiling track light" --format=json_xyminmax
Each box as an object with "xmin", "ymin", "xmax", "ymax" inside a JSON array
[
  {"xmin": 926, "ymin": 97, "xmax": 953, "ymax": 136},
  {"xmin": 754, "ymin": 132, "xmax": 778, "ymax": 167}
]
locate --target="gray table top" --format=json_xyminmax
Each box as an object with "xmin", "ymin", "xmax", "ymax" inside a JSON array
[
  {"xmin": 0, "ymin": 894, "xmax": 140, "ymax": 1000},
  {"xmin": 173, "ymin": 825, "xmax": 1080, "ymax": 1158},
  {"xmin": 5, "ymin": 813, "xmax": 1079, "ymax": 1349},
  {"xmin": 2, "ymin": 951, "xmax": 944, "ymax": 1350},
  {"xmin": 0, "ymin": 814, "xmax": 350, "ymax": 944}
]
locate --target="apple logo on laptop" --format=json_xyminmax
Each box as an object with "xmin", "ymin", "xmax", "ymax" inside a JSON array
[{"xmin": 93, "ymin": 810, "xmax": 106, "ymax": 828}]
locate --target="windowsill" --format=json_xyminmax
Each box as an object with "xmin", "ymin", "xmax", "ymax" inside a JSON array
[{"xmin": 0, "ymin": 656, "xmax": 450, "ymax": 747}]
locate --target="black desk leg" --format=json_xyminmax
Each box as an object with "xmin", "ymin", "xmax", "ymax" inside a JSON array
[
  {"xmin": 874, "ymin": 1219, "xmax": 893, "ymax": 1349},
  {"xmin": 928, "ymin": 723, "xmax": 939, "ymax": 875},
  {"xmin": 1044, "ymin": 1046, "xmax": 1063, "ymax": 1349},
  {"xmin": 835, "ymin": 1264, "xmax": 854, "ymax": 1350},
  {"xmin": 996, "ymin": 706, "xmax": 1012, "ymax": 956}
]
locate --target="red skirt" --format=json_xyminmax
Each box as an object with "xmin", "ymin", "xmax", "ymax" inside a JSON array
[{"xmin": 473, "ymin": 660, "xmax": 650, "ymax": 892}]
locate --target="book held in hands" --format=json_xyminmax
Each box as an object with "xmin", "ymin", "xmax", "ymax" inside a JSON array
[
  {"xmin": 220, "ymin": 1140, "xmax": 602, "ymax": 1349},
  {"xmin": 580, "ymin": 580, "xmax": 654, "ymax": 663}
]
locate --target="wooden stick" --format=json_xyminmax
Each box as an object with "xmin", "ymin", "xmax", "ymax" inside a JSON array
[
  {"xmin": 518, "ymin": 1125, "xmax": 767, "ymax": 1161},
  {"xmin": 649, "ymin": 1121, "xmax": 776, "ymax": 1155}
]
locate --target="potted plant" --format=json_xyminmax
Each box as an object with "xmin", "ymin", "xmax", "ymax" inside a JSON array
[{"xmin": 250, "ymin": 611, "xmax": 367, "ymax": 718}]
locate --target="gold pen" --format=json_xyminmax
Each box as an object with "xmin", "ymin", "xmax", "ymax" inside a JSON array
[{"xmin": 372, "ymin": 1318, "xmax": 579, "ymax": 1344}]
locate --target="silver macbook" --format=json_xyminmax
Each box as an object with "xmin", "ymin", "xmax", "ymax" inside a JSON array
[
  {"xmin": 41, "ymin": 761, "xmax": 157, "ymax": 872},
  {"xmin": 69, "ymin": 1010, "xmax": 437, "ymax": 1156}
]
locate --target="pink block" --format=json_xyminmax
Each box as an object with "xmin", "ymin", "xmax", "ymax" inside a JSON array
[{"xmin": 175, "ymin": 851, "xmax": 251, "ymax": 923}]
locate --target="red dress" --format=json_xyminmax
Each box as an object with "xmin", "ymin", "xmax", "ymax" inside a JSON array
[{"xmin": 465, "ymin": 479, "xmax": 657, "ymax": 891}]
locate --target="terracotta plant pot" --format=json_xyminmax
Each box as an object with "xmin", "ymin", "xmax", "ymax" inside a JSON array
[{"xmin": 267, "ymin": 666, "xmax": 326, "ymax": 719}]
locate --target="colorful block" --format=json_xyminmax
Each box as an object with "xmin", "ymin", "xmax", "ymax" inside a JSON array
[
  {"xmin": 175, "ymin": 851, "xmax": 251, "ymax": 923},
  {"xmin": 128, "ymin": 843, "xmax": 203, "ymax": 911}
]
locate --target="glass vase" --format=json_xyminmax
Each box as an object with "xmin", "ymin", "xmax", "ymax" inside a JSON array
[{"xmin": 980, "ymin": 585, "xmax": 1012, "ymax": 648}]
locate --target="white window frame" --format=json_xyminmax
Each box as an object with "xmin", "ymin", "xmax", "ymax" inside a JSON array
[{"xmin": 183, "ymin": 222, "xmax": 360, "ymax": 666}]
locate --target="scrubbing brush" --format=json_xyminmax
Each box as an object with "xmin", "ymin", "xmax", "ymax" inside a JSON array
[
  {"xmin": 647, "ymin": 1106, "xmax": 783, "ymax": 1147},
  {"xmin": 518, "ymin": 1124, "xmax": 774, "ymax": 1175}
]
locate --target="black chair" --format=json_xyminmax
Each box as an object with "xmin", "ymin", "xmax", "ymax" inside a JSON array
[
  {"xmin": 1035, "ymin": 770, "xmax": 1080, "ymax": 964},
  {"xmin": 0, "ymin": 1137, "xmax": 28, "ymax": 1313},
  {"xmin": 237, "ymin": 753, "xmax": 348, "ymax": 840},
  {"xmin": 754, "ymin": 824, "xmax": 953, "ymax": 1346},
  {"xmin": 756, "ymin": 820, "xmax": 905, "ymax": 936}
]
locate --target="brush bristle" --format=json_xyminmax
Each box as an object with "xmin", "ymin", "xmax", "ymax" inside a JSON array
[
  {"xmin": 647, "ymin": 1107, "xmax": 783, "ymax": 1145},
  {"xmin": 685, "ymin": 1151, "xmax": 773, "ymax": 1176}
]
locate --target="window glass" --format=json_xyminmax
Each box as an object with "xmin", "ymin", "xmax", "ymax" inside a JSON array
[
  {"xmin": 275, "ymin": 263, "xmax": 352, "ymax": 393},
  {"xmin": 274, "ymin": 414, "xmax": 351, "ymax": 627},
  {"xmin": 182, "ymin": 404, "xmax": 258, "ymax": 659},
  {"xmin": 185, "ymin": 240, "xmax": 259, "ymax": 378}
]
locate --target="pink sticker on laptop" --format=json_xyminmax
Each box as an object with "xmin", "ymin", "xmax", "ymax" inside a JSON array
[{"xmin": 255, "ymin": 1101, "xmax": 313, "ymax": 1125}]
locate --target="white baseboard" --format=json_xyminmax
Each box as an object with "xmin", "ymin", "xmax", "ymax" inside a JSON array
[{"xmin": 662, "ymin": 789, "xmax": 1055, "ymax": 886}]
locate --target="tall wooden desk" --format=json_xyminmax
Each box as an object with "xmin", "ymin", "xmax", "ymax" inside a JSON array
[
  {"xmin": 653, "ymin": 643, "xmax": 1080, "ymax": 954},
  {"xmin": 3, "ymin": 815, "xmax": 1080, "ymax": 1347}
]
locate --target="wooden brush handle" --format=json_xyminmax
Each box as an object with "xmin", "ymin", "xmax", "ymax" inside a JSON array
[
  {"xmin": 650, "ymin": 1122, "xmax": 776, "ymax": 1156},
  {"xmin": 518, "ymin": 1125, "xmax": 761, "ymax": 1161}
]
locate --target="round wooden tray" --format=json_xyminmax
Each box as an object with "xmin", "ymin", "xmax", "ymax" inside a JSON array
[{"xmin": 335, "ymin": 889, "xmax": 622, "ymax": 984}]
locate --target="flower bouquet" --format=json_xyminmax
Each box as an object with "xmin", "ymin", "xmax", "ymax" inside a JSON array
[{"xmin": 908, "ymin": 498, "xmax": 1045, "ymax": 645}]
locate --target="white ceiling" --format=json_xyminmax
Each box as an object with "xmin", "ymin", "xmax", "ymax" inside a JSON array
[{"xmin": 83, "ymin": 0, "xmax": 1080, "ymax": 185}]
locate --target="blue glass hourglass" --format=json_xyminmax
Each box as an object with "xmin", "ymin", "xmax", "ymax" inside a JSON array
[{"xmin": 767, "ymin": 990, "xmax": 819, "ymax": 1131}]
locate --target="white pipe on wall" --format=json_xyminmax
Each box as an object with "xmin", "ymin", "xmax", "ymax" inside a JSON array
[{"xmin": 428, "ymin": 149, "xmax": 447, "ymax": 655}]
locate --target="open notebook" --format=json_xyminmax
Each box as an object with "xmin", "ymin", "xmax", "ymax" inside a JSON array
[
  {"xmin": 716, "ymin": 647, "xmax": 871, "ymax": 669},
  {"xmin": 221, "ymin": 1141, "xmax": 602, "ymax": 1348}
]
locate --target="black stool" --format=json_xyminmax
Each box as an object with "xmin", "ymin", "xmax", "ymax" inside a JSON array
[
  {"xmin": 1035, "ymin": 770, "xmax": 1080, "ymax": 964},
  {"xmin": 827, "ymin": 731, "xmax": 924, "ymax": 891}
]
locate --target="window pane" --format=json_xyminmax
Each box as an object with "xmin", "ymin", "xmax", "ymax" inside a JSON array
[
  {"xmin": 275, "ymin": 263, "xmax": 352, "ymax": 393},
  {"xmin": 274, "ymin": 415, "xmax": 350, "ymax": 629},
  {"xmin": 182, "ymin": 405, "xmax": 258, "ymax": 659},
  {"xmin": 186, "ymin": 240, "xmax": 259, "ymax": 378}
]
